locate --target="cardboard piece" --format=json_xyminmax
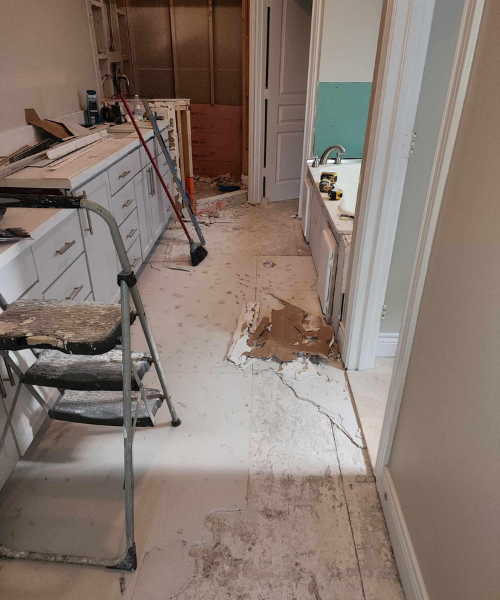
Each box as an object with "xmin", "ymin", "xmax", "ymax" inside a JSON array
[
  {"xmin": 248, "ymin": 300, "xmax": 332, "ymax": 362},
  {"xmin": 25, "ymin": 109, "xmax": 75, "ymax": 139},
  {"xmin": 228, "ymin": 296, "xmax": 334, "ymax": 368}
]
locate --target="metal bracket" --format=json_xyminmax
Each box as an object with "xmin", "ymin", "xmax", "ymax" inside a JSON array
[{"xmin": 117, "ymin": 270, "xmax": 137, "ymax": 288}]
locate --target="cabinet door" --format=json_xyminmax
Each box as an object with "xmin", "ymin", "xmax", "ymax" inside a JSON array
[
  {"xmin": 136, "ymin": 168, "xmax": 154, "ymax": 259},
  {"xmin": 309, "ymin": 194, "xmax": 324, "ymax": 270},
  {"xmin": 160, "ymin": 169, "xmax": 175, "ymax": 227},
  {"xmin": 78, "ymin": 173, "xmax": 119, "ymax": 303},
  {"xmin": 149, "ymin": 166, "xmax": 163, "ymax": 240},
  {"xmin": 303, "ymin": 173, "xmax": 313, "ymax": 240}
]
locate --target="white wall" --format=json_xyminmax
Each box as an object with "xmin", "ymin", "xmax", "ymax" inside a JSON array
[
  {"xmin": 381, "ymin": 0, "xmax": 465, "ymax": 334},
  {"xmin": 318, "ymin": 0, "xmax": 382, "ymax": 83},
  {"xmin": 388, "ymin": 1, "xmax": 500, "ymax": 597},
  {"xmin": 0, "ymin": 0, "xmax": 97, "ymax": 134}
]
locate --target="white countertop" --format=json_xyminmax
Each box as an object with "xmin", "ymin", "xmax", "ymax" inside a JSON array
[
  {"xmin": 307, "ymin": 165, "xmax": 354, "ymax": 236},
  {"xmin": 0, "ymin": 124, "xmax": 166, "ymax": 264},
  {"xmin": 0, "ymin": 125, "xmax": 163, "ymax": 192}
]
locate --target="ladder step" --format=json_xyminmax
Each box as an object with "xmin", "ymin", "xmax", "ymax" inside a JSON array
[
  {"xmin": 0, "ymin": 299, "xmax": 134, "ymax": 354},
  {"xmin": 24, "ymin": 349, "xmax": 153, "ymax": 391},
  {"xmin": 49, "ymin": 388, "xmax": 163, "ymax": 427}
]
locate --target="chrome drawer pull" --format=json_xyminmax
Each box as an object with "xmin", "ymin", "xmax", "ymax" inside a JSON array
[
  {"xmin": 131, "ymin": 257, "xmax": 140, "ymax": 268},
  {"xmin": 122, "ymin": 198, "xmax": 134, "ymax": 208},
  {"xmin": 118, "ymin": 170, "xmax": 131, "ymax": 179},
  {"xmin": 126, "ymin": 228, "xmax": 137, "ymax": 239},
  {"xmin": 56, "ymin": 240, "xmax": 76, "ymax": 255},
  {"xmin": 66, "ymin": 285, "xmax": 84, "ymax": 301}
]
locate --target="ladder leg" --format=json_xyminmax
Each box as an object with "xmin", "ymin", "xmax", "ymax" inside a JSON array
[
  {"xmin": 0, "ymin": 379, "xmax": 22, "ymax": 453},
  {"xmin": 120, "ymin": 281, "xmax": 137, "ymax": 569},
  {"xmin": 129, "ymin": 284, "xmax": 181, "ymax": 427}
]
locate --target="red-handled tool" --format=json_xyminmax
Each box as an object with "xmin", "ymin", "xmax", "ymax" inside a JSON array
[{"xmin": 119, "ymin": 94, "xmax": 207, "ymax": 266}]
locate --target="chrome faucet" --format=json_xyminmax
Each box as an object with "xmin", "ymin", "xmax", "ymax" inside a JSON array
[{"xmin": 320, "ymin": 145, "xmax": 346, "ymax": 165}]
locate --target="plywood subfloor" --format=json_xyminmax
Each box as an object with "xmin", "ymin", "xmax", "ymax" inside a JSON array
[{"xmin": 0, "ymin": 201, "xmax": 403, "ymax": 600}]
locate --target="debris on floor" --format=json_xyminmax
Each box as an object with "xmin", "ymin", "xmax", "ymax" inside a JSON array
[{"xmin": 227, "ymin": 295, "xmax": 335, "ymax": 372}]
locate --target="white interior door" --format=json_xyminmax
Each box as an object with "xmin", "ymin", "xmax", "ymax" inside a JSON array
[{"xmin": 264, "ymin": 0, "xmax": 312, "ymax": 202}]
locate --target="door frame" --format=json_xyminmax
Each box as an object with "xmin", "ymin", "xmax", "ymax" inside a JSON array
[
  {"xmin": 248, "ymin": 0, "xmax": 322, "ymax": 206},
  {"xmin": 298, "ymin": 0, "xmax": 325, "ymax": 218},
  {"xmin": 248, "ymin": 0, "xmax": 267, "ymax": 205},
  {"xmin": 374, "ymin": 2, "xmax": 484, "ymax": 598},
  {"xmin": 376, "ymin": 0, "xmax": 485, "ymax": 476},
  {"xmin": 340, "ymin": 0, "xmax": 437, "ymax": 372}
]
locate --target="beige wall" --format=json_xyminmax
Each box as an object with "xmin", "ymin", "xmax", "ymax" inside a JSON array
[
  {"xmin": 319, "ymin": 0, "xmax": 382, "ymax": 83},
  {"xmin": 389, "ymin": 1, "xmax": 500, "ymax": 598},
  {"xmin": 0, "ymin": 0, "xmax": 98, "ymax": 133}
]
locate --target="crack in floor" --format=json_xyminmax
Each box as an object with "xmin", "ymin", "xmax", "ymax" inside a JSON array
[{"xmin": 277, "ymin": 372, "xmax": 367, "ymax": 450}]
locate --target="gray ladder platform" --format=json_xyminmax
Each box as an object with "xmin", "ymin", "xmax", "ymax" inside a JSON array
[
  {"xmin": 49, "ymin": 388, "xmax": 163, "ymax": 427},
  {"xmin": 24, "ymin": 349, "xmax": 153, "ymax": 391},
  {"xmin": 0, "ymin": 299, "xmax": 135, "ymax": 354}
]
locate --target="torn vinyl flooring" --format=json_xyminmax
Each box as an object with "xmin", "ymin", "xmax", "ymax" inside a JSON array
[{"xmin": 0, "ymin": 200, "xmax": 403, "ymax": 600}]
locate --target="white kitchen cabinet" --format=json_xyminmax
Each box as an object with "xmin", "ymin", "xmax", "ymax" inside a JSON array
[
  {"xmin": 309, "ymin": 191, "xmax": 326, "ymax": 270},
  {"xmin": 331, "ymin": 234, "xmax": 352, "ymax": 332},
  {"xmin": 148, "ymin": 166, "xmax": 164, "ymax": 240},
  {"xmin": 135, "ymin": 168, "xmax": 154, "ymax": 259},
  {"xmin": 78, "ymin": 172, "xmax": 119, "ymax": 303},
  {"xmin": 317, "ymin": 227, "xmax": 338, "ymax": 317},
  {"xmin": 43, "ymin": 253, "xmax": 91, "ymax": 302}
]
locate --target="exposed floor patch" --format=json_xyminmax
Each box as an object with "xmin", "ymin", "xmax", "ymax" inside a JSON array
[{"xmin": 173, "ymin": 367, "xmax": 403, "ymax": 600}]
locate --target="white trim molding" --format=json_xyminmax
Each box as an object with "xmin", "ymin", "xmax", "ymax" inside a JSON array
[
  {"xmin": 376, "ymin": 332, "xmax": 399, "ymax": 357},
  {"xmin": 375, "ymin": 0, "xmax": 485, "ymax": 476},
  {"xmin": 342, "ymin": 0, "xmax": 436, "ymax": 371},
  {"xmin": 298, "ymin": 0, "xmax": 325, "ymax": 219},
  {"xmin": 379, "ymin": 468, "xmax": 430, "ymax": 600},
  {"xmin": 248, "ymin": 0, "xmax": 267, "ymax": 205}
]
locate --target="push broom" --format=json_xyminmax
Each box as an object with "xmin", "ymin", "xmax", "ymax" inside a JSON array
[
  {"xmin": 141, "ymin": 98, "xmax": 206, "ymax": 248},
  {"xmin": 119, "ymin": 94, "xmax": 208, "ymax": 266}
]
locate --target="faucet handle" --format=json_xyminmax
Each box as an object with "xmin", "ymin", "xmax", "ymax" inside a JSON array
[{"xmin": 307, "ymin": 156, "xmax": 320, "ymax": 168}]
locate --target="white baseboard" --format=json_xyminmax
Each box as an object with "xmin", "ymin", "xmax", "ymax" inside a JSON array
[
  {"xmin": 376, "ymin": 332, "xmax": 399, "ymax": 357},
  {"xmin": 378, "ymin": 468, "xmax": 429, "ymax": 600}
]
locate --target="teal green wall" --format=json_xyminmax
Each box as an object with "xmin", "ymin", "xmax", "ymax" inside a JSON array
[{"xmin": 314, "ymin": 82, "xmax": 372, "ymax": 158}]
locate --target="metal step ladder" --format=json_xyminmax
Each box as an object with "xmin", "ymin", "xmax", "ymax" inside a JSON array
[{"xmin": 0, "ymin": 191, "xmax": 181, "ymax": 571}]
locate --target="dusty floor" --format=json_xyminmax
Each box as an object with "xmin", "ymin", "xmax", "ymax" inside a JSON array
[
  {"xmin": 0, "ymin": 200, "xmax": 404, "ymax": 600},
  {"xmin": 347, "ymin": 359, "xmax": 394, "ymax": 466}
]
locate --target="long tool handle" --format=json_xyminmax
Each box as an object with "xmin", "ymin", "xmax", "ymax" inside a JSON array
[
  {"xmin": 119, "ymin": 94, "xmax": 192, "ymax": 244},
  {"xmin": 142, "ymin": 99, "xmax": 206, "ymax": 246}
]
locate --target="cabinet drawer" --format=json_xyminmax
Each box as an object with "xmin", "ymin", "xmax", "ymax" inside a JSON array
[
  {"xmin": 108, "ymin": 149, "xmax": 141, "ymax": 195},
  {"xmin": 111, "ymin": 179, "xmax": 136, "ymax": 225},
  {"xmin": 140, "ymin": 137, "xmax": 156, "ymax": 169},
  {"xmin": 32, "ymin": 212, "xmax": 84, "ymax": 293},
  {"xmin": 43, "ymin": 253, "xmax": 91, "ymax": 301},
  {"xmin": 0, "ymin": 247, "xmax": 38, "ymax": 304},
  {"xmin": 119, "ymin": 209, "xmax": 140, "ymax": 251},
  {"xmin": 127, "ymin": 236, "xmax": 143, "ymax": 271}
]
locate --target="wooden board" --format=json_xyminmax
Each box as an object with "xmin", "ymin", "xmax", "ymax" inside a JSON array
[{"xmin": 0, "ymin": 299, "xmax": 133, "ymax": 355}]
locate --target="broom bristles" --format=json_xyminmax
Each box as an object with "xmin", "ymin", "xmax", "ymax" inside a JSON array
[{"xmin": 190, "ymin": 241, "xmax": 208, "ymax": 266}]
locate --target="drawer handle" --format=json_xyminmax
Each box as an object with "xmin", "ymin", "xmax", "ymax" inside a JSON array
[
  {"xmin": 131, "ymin": 257, "xmax": 140, "ymax": 268},
  {"xmin": 122, "ymin": 198, "xmax": 134, "ymax": 208},
  {"xmin": 118, "ymin": 170, "xmax": 131, "ymax": 179},
  {"xmin": 126, "ymin": 228, "xmax": 137, "ymax": 239},
  {"xmin": 56, "ymin": 240, "xmax": 76, "ymax": 255},
  {"xmin": 66, "ymin": 285, "xmax": 84, "ymax": 301}
]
